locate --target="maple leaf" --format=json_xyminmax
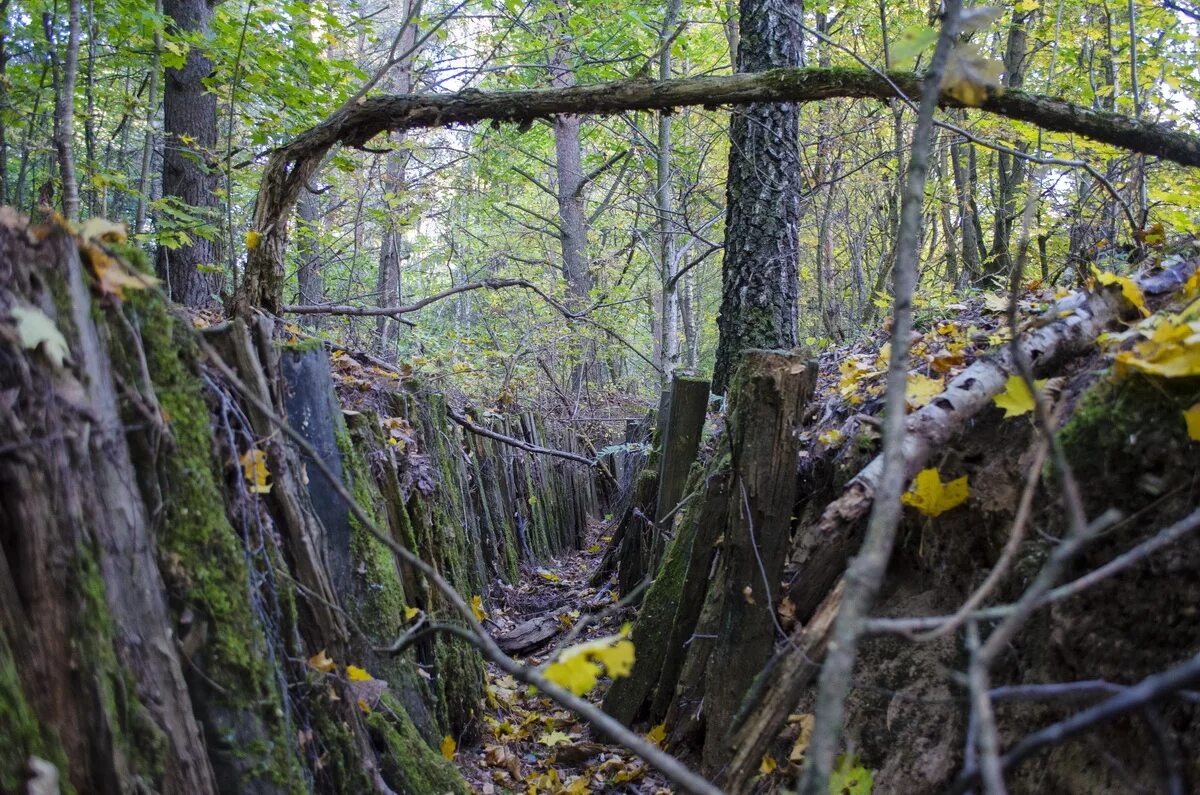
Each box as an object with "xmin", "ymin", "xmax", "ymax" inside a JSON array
[
  {"xmin": 440, "ymin": 735, "xmax": 456, "ymax": 760},
  {"xmin": 404, "ymin": 606, "xmax": 421, "ymax": 621},
  {"xmin": 1114, "ymin": 316, "xmax": 1200, "ymax": 379},
  {"xmin": 471, "ymin": 594, "xmax": 488, "ymax": 622},
  {"xmin": 346, "ymin": 665, "xmax": 374, "ymax": 682},
  {"xmin": 980, "ymin": 291, "xmax": 1009, "ymax": 313},
  {"xmin": 1094, "ymin": 270, "xmax": 1149, "ymax": 316},
  {"xmin": 537, "ymin": 569, "xmax": 562, "ymax": 582},
  {"xmin": 78, "ymin": 217, "xmax": 128, "ymax": 245},
  {"xmin": 542, "ymin": 630, "xmax": 635, "ymax": 695},
  {"xmin": 239, "ymin": 448, "xmax": 272, "ymax": 494},
  {"xmin": 9, "ymin": 304, "xmax": 70, "ymax": 368},
  {"xmin": 993, "ymin": 376, "xmax": 1049, "ymax": 419},
  {"xmin": 940, "ymin": 42, "xmax": 1003, "ymax": 106},
  {"xmin": 818, "ymin": 429, "xmax": 844, "ymax": 446},
  {"xmin": 83, "ymin": 243, "xmax": 159, "ymax": 298},
  {"xmin": 1184, "ymin": 403, "xmax": 1200, "ymax": 442},
  {"xmin": 901, "ymin": 468, "xmax": 969, "ymax": 517},
  {"xmin": 538, "ymin": 730, "xmax": 571, "ymax": 747},
  {"xmin": 906, "ymin": 373, "xmax": 945, "ymax": 409},
  {"xmin": 759, "ymin": 755, "xmax": 778, "ymax": 775},
  {"xmin": 308, "ymin": 649, "xmax": 336, "ymax": 673},
  {"xmin": 646, "ymin": 724, "xmax": 667, "ymax": 745},
  {"xmin": 830, "ymin": 754, "xmax": 875, "ymax": 795}
]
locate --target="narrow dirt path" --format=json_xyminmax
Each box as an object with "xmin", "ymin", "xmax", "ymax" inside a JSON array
[{"xmin": 455, "ymin": 520, "xmax": 672, "ymax": 794}]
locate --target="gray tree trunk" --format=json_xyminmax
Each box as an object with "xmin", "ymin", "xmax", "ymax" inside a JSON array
[
  {"xmin": 158, "ymin": 0, "xmax": 222, "ymax": 307},
  {"xmin": 710, "ymin": 0, "xmax": 803, "ymax": 393}
]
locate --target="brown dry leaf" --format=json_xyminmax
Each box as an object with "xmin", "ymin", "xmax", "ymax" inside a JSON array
[{"xmin": 308, "ymin": 649, "xmax": 336, "ymax": 673}]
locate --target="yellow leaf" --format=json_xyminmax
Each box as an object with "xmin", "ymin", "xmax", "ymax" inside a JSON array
[
  {"xmin": 346, "ymin": 665, "xmax": 373, "ymax": 682},
  {"xmin": 759, "ymin": 755, "xmax": 778, "ymax": 775},
  {"xmin": 542, "ymin": 631, "xmax": 635, "ymax": 695},
  {"xmin": 440, "ymin": 735, "xmax": 456, "ymax": 760},
  {"xmin": 1184, "ymin": 403, "xmax": 1200, "ymax": 442},
  {"xmin": 356, "ymin": 698, "xmax": 371, "ymax": 714},
  {"xmin": 980, "ymin": 291, "xmax": 1009, "ymax": 313},
  {"xmin": 818, "ymin": 429, "xmax": 844, "ymax": 446},
  {"xmin": 8, "ymin": 304, "xmax": 69, "ymax": 369},
  {"xmin": 788, "ymin": 714, "xmax": 815, "ymax": 762},
  {"xmin": 992, "ymin": 376, "xmax": 1048, "ymax": 419},
  {"xmin": 308, "ymin": 649, "xmax": 336, "ymax": 673},
  {"xmin": 471, "ymin": 594, "xmax": 488, "ymax": 622},
  {"xmin": 85, "ymin": 243, "xmax": 159, "ymax": 298},
  {"xmin": 563, "ymin": 775, "xmax": 590, "ymax": 794},
  {"xmin": 538, "ymin": 730, "xmax": 571, "ymax": 747},
  {"xmin": 1114, "ymin": 317, "xmax": 1200, "ymax": 379},
  {"xmin": 906, "ymin": 373, "xmax": 944, "ymax": 409},
  {"xmin": 245, "ymin": 229, "xmax": 262, "ymax": 251},
  {"xmin": 239, "ymin": 448, "xmax": 272, "ymax": 494},
  {"xmin": 79, "ymin": 217, "xmax": 128, "ymax": 245},
  {"xmin": 646, "ymin": 724, "xmax": 667, "ymax": 745},
  {"xmin": 1095, "ymin": 270, "xmax": 1149, "ymax": 316},
  {"xmin": 537, "ymin": 569, "xmax": 562, "ymax": 582},
  {"xmin": 901, "ymin": 468, "xmax": 969, "ymax": 518},
  {"xmin": 404, "ymin": 606, "xmax": 421, "ymax": 621},
  {"xmin": 940, "ymin": 42, "xmax": 1003, "ymax": 107}
]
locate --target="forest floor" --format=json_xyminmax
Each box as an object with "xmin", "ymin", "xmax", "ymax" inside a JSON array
[{"xmin": 455, "ymin": 521, "xmax": 672, "ymax": 794}]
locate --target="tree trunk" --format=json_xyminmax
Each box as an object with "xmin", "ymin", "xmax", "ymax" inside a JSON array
[
  {"xmin": 48, "ymin": 0, "xmax": 81, "ymax": 219},
  {"xmin": 657, "ymin": 0, "xmax": 683, "ymax": 379},
  {"xmin": 294, "ymin": 187, "xmax": 324, "ymax": 325},
  {"xmin": 985, "ymin": 9, "xmax": 1032, "ymax": 281},
  {"xmin": 135, "ymin": 0, "xmax": 162, "ymax": 234},
  {"xmin": 158, "ymin": 0, "xmax": 222, "ymax": 307},
  {"xmin": 710, "ymin": 0, "xmax": 803, "ymax": 394}
]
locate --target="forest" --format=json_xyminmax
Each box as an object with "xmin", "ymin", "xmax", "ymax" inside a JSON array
[{"xmin": 1, "ymin": 0, "xmax": 1199, "ymax": 791}]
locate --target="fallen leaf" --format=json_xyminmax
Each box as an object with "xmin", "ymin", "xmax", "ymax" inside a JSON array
[
  {"xmin": 830, "ymin": 753, "xmax": 874, "ymax": 795},
  {"xmin": 1184, "ymin": 403, "xmax": 1200, "ymax": 442},
  {"xmin": 646, "ymin": 724, "xmax": 667, "ymax": 745},
  {"xmin": 471, "ymin": 594, "xmax": 488, "ymax": 621},
  {"xmin": 308, "ymin": 649, "xmax": 336, "ymax": 673},
  {"xmin": 537, "ymin": 569, "xmax": 562, "ymax": 582},
  {"xmin": 239, "ymin": 448, "xmax": 272, "ymax": 494},
  {"xmin": 1095, "ymin": 270, "xmax": 1149, "ymax": 316},
  {"xmin": 404, "ymin": 606, "xmax": 421, "ymax": 621},
  {"xmin": 542, "ymin": 629, "xmax": 635, "ymax": 696},
  {"xmin": 788, "ymin": 714, "xmax": 815, "ymax": 762},
  {"xmin": 79, "ymin": 217, "xmax": 127, "ymax": 244},
  {"xmin": 901, "ymin": 467, "xmax": 969, "ymax": 518},
  {"xmin": 246, "ymin": 229, "xmax": 262, "ymax": 251},
  {"xmin": 440, "ymin": 735, "xmax": 456, "ymax": 760},
  {"xmin": 992, "ymin": 375, "xmax": 1049, "ymax": 418},
  {"xmin": 356, "ymin": 698, "xmax": 371, "ymax": 714},
  {"xmin": 9, "ymin": 305, "xmax": 69, "ymax": 368},
  {"xmin": 759, "ymin": 754, "xmax": 778, "ymax": 775},
  {"xmin": 906, "ymin": 373, "xmax": 945, "ymax": 409},
  {"xmin": 538, "ymin": 730, "xmax": 571, "ymax": 747},
  {"xmin": 346, "ymin": 665, "xmax": 373, "ymax": 682}
]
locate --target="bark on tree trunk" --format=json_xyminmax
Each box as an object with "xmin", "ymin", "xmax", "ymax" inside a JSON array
[
  {"xmin": 986, "ymin": 9, "xmax": 1032, "ymax": 282},
  {"xmin": 48, "ymin": 0, "xmax": 81, "ymax": 219},
  {"xmin": 158, "ymin": 0, "xmax": 222, "ymax": 307},
  {"xmin": 710, "ymin": 0, "xmax": 803, "ymax": 394}
]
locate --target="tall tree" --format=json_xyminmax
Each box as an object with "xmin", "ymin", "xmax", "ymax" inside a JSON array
[
  {"xmin": 47, "ymin": 0, "xmax": 82, "ymax": 219},
  {"xmin": 158, "ymin": 0, "xmax": 223, "ymax": 307},
  {"xmin": 710, "ymin": 0, "xmax": 803, "ymax": 394},
  {"xmin": 985, "ymin": 7, "xmax": 1032, "ymax": 280}
]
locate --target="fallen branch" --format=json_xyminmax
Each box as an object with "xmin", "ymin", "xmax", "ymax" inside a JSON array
[
  {"xmin": 446, "ymin": 407, "xmax": 599, "ymax": 468},
  {"xmin": 240, "ymin": 65, "xmax": 1200, "ymax": 311}
]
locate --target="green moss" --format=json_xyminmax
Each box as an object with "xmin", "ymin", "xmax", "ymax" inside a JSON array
[
  {"xmin": 1057, "ymin": 373, "xmax": 1200, "ymax": 512},
  {"xmin": 0, "ymin": 631, "xmax": 74, "ymax": 793},
  {"xmin": 337, "ymin": 416, "xmax": 411, "ymax": 641},
  {"xmin": 280, "ymin": 335, "xmax": 326, "ymax": 354},
  {"xmin": 368, "ymin": 693, "xmax": 468, "ymax": 795},
  {"xmin": 111, "ymin": 291, "xmax": 305, "ymax": 791}
]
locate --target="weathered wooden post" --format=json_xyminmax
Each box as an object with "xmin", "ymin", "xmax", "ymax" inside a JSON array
[
  {"xmin": 653, "ymin": 375, "xmax": 711, "ymax": 538},
  {"xmin": 699, "ymin": 350, "xmax": 815, "ymax": 771}
]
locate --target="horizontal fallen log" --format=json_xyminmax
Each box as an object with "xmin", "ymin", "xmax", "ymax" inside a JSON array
[
  {"xmin": 495, "ymin": 615, "xmax": 562, "ymax": 655},
  {"xmin": 242, "ymin": 66, "xmax": 1200, "ymax": 311}
]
